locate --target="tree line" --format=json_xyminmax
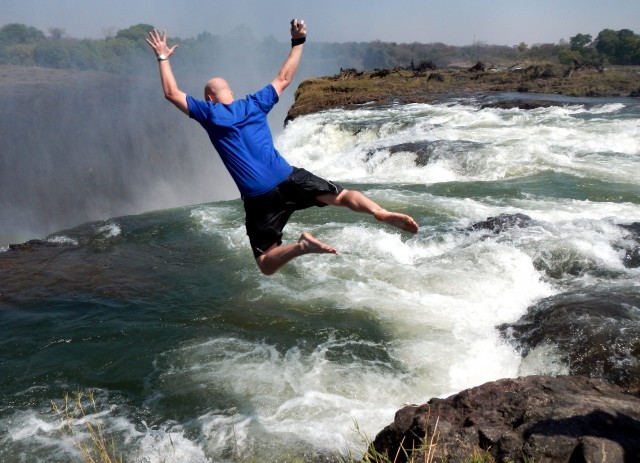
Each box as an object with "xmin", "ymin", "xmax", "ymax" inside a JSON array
[{"xmin": 1, "ymin": 22, "xmax": 639, "ymax": 74}]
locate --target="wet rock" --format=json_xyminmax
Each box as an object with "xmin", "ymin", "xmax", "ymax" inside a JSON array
[
  {"xmin": 619, "ymin": 222, "xmax": 640, "ymax": 268},
  {"xmin": 8, "ymin": 239, "xmax": 63, "ymax": 251},
  {"xmin": 469, "ymin": 213, "xmax": 535, "ymax": 233},
  {"xmin": 366, "ymin": 141, "xmax": 434, "ymax": 166},
  {"xmin": 479, "ymin": 99, "xmax": 560, "ymax": 110},
  {"xmin": 371, "ymin": 375, "xmax": 640, "ymax": 463},
  {"xmin": 499, "ymin": 288, "xmax": 640, "ymax": 388},
  {"xmin": 624, "ymin": 248, "xmax": 640, "ymax": 268},
  {"xmin": 388, "ymin": 141, "xmax": 433, "ymax": 166}
]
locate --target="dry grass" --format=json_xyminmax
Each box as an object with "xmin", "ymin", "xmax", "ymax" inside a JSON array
[{"xmin": 51, "ymin": 391, "xmax": 123, "ymax": 463}]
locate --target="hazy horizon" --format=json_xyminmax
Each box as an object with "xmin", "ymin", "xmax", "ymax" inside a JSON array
[{"xmin": 4, "ymin": 0, "xmax": 639, "ymax": 47}]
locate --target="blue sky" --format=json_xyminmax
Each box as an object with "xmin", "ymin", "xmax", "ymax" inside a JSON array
[{"xmin": 4, "ymin": 0, "xmax": 639, "ymax": 46}]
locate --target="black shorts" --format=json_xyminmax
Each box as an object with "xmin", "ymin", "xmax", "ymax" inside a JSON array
[{"xmin": 243, "ymin": 167, "xmax": 344, "ymax": 258}]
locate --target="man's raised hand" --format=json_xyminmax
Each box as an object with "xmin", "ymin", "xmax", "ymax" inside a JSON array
[
  {"xmin": 145, "ymin": 29, "xmax": 178, "ymax": 59},
  {"xmin": 290, "ymin": 19, "xmax": 307, "ymax": 40}
]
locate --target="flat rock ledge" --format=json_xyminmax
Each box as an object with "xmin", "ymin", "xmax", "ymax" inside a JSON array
[{"xmin": 372, "ymin": 375, "xmax": 640, "ymax": 463}]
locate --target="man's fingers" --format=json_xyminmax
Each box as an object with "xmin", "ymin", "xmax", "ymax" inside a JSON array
[
  {"xmin": 290, "ymin": 18, "xmax": 305, "ymax": 29},
  {"xmin": 147, "ymin": 29, "xmax": 165, "ymax": 44},
  {"xmin": 290, "ymin": 18, "xmax": 307, "ymax": 38}
]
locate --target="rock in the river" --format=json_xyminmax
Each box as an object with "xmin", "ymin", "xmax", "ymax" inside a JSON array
[
  {"xmin": 371, "ymin": 375, "xmax": 640, "ymax": 463},
  {"xmin": 500, "ymin": 289, "xmax": 640, "ymax": 389},
  {"xmin": 469, "ymin": 213, "xmax": 535, "ymax": 234}
]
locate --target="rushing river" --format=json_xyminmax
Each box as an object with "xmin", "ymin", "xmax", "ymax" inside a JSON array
[{"xmin": 1, "ymin": 94, "xmax": 639, "ymax": 462}]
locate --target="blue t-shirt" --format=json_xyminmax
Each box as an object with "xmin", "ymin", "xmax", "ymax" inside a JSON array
[{"xmin": 187, "ymin": 84, "xmax": 293, "ymax": 197}]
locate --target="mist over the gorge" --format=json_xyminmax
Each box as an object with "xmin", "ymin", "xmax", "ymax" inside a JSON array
[{"xmin": 0, "ymin": 28, "xmax": 339, "ymax": 246}]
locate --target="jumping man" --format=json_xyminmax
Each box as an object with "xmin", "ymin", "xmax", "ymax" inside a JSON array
[{"xmin": 146, "ymin": 19, "xmax": 419, "ymax": 275}]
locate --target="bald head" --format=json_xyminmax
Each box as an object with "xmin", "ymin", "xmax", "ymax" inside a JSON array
[{"xmin": 204, "ymin": 77, "xmax": 234, "ymax": 104}]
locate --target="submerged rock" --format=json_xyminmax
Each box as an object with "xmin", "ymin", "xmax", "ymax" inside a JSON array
[
  {"xmin": 8, "ymin": 239, "xmax": 65, "ymax": 251},
  {"xmin": 469, "ymin": 213, "xmax": 535, "ymax": 234},
  {"xmin": 619, "ymin": 222, "xmax": 640, "ymax": 268},
  {"xmin": 499, "ymin": 288, "xmax": 640, "ymax": 388},
  {"xmin": 371, "ymin": 375, "xmax": 640, "ymax": 463},
  {"xmin": 388, "ymin": 141, "xmax": 433, "ymax": 166}
]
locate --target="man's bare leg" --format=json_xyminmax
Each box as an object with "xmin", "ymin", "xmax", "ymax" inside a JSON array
[
  {"xmin": 256, "ymin": 231, "xmax": 337, "ymax": 275},
  {"xmin": 317, "ymin": 189, "xmax": 419, "ymax": 234}
]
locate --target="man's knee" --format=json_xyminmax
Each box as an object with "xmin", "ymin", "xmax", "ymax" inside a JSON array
[
  {"xmin": 317, "ymin": 189, "xmax": 349, "ymax": 206},
  {"xmin": 255, "ymin": 256, "xmax": 276, "ymax": 276}
]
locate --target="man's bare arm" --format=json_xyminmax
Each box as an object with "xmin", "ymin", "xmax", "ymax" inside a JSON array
[
  {"xmin": 271, "ymin": 19, "xmax": 307, "ymax": 96},
  {"xmin": 146, "ymin": 29, "xmax": 189, "ymax": 115}
]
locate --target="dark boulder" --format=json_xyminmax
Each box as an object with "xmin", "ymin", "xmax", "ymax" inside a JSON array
[
  {"xmin": 499, "ymin": 288, "xmax": 640, "ymax": 388},
  {"xmin": 371, "ymin": 375, "xmax": 640, "ymax": 463},
  {"xmin": 618, "ymin": 222, "xmax": 640, "ymax": 268},
  {"xmin": 479, "ymin": 100, "xmax": 560, "ymax": 110},
  {"xmin": 8, "ymin": 239, "xmax": 64, "ymax": 251},
  {"xmin": 469, "ymin": 213, "xmax": 535, "ymax": 234},
  {"xmin": 366, "ymin": 141, "xmax": 434, "ymax": 167}
]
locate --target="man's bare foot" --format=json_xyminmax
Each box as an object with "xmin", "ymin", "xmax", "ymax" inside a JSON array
[
  {"xmin": 298, "ymin": 231, "xmax": 338, "ymax": 255},
  {"xmin": 374, "ymin": 210, "xmax": 419, "ymax": 234}
]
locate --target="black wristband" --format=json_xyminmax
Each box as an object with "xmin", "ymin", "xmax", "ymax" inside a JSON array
[{"xmin": 291, "ymin": 37, "xmax": 306, "ymax": 47}]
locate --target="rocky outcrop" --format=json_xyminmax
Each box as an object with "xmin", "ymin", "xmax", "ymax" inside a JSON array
[
  {"xmin": 371, "ymin": 375, "xmax": 640, "ymax": 463},
  {"xmin": 286, "ymin": 67, "xmax": 640, "ymax": 121}
]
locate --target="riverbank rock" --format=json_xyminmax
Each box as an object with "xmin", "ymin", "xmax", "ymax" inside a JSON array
[{"xmin": 371, "ymin": 375, "xmax": 640, "ymax": 463}]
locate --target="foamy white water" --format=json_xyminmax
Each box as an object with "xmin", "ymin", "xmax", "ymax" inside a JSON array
[
  {"xmin": 173, "ymin": 98, "xmax": 638, "ymax": 458},
  {"xmin": 1, "ymin": 96, "xmax": 638, "ymax": 462},
  {"xmin": 278, "ymin": 99, "xmax": 640, "ymax": 185}
]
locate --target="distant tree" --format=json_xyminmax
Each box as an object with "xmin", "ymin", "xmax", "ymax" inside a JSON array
[
  {"xmin": 68, "ymin": 39, "xmax": 101, "ymax": 70},
  {"xmin": 4, "ymin": 43, "xmax": 36, "ymax": 65},
  {"xmin": 569, "ymin": 33, "xmax": 592, "ymax": 51},
  {"xmin": 616, "ymin": 29, "xmax": 640, "ymax": 64},
  {"xmin": 34, "ymin": 40, "xmax": 70, "ymax": 68},
  {"xmin": 517, "ymin": 42, "xmax": 528, "ymax": 53},
  {"xmin": 594, "ymin": 28, "xmax": 640, "ymax": 64},
  {"xmin": 103, "ymin": 27, "xmax": 117, "ymax": 39},
  {"xmin": 0, "ymin": 23, "xmax": 45, "ymax": 46},
  {"xmin": 48, "ymin": 27, "xmax": 66, "ymax": 40},
  {"xmin": 558, "ymin": 47, "xmax": 582, "ymax": 65},
  {"xmin": 569, "ymin": 33, "xmax": 598, "ymax": 61},
  {"xmin": 594, "ymin": 29, "xmax": 618, "ymax": 56},
  {"xmin": 363, "ymin": 41, "xmax": 393, "ymax": 69},
  {"xmin": 527, "ymin": 42, "xmax": 563, "ymax": 62},
  {"xmin": 115, "ymin": 23, "xmax": 155, "ymax": 43}
]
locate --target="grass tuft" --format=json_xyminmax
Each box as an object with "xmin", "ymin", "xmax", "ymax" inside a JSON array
[{"xmin": 51, "ymin": 391, "xmax": 123, "ymax": 463}]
